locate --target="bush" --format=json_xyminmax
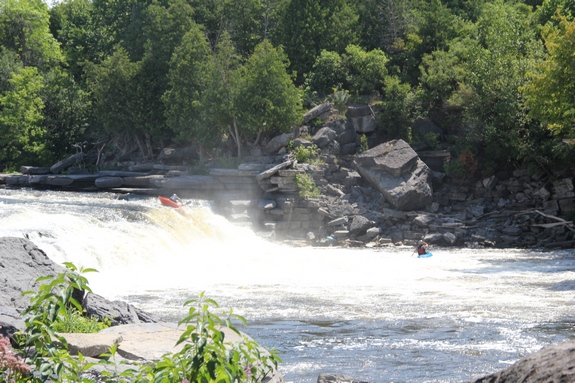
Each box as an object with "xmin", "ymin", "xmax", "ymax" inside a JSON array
[
  {"xmin": 294, "ymin": 173, "xmax": 320, "ymax": 198},
  {"xmin": 4, "ymin": 263, "xmax": 281, "ymax": 383},
  {"xmin": 293, "ymin": 144, "xmax": 319, "ymax": 164}
]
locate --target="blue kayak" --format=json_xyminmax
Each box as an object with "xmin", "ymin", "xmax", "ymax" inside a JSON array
[{"xmin": 418, "ymin": 252, "xmax": 433, "ymax": 258}]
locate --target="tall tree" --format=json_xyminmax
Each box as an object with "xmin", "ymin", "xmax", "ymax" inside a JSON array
[
  {"xmin": 41, "ymin": 67, "xmax": 91, "ymax": 162},
  {"xmin": 523, "ymin": 13, "xmax": 575, "ymax": 138},
  {"xmin": 84, "ymin": 47, "xmax": 141, "ymax": 145},
  {"xmin": 0, "ymin": 66, "xmax": 46, "ymax": 170},
  {"xmin": 234, "ymin": 40, "xmax": 303, "ymax": 153},
  {"xmin": 272, "ymin": 0, "xmax": 358, "ymax": 83},
  {"xmin": 446, "ymin": 1, "xmax": 543, "ymax": 174},
  {"xmin": 136, "ymin": 0, "xmax": 196, "ymax": 142},
  {"xmin": 49, "ymin": 0, "xmax": 100, "ymax": 81},
  {"xmin": 0, "ymin": 0, "xmax": 63, "ymax": 69},
  {"xmin": 163, "ymin": 24, "xmax": 215, "ymax": 147},
  {"xmin": 91, "ymin": 0, "xmax": 154, "ymax": 60}
]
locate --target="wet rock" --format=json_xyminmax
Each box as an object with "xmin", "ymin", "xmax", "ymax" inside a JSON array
[{"xmin": 468, "ymin": 340, "xmax": 575, "ymax": 383}]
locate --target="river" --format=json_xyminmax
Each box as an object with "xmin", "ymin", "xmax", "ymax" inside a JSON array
[{"xmin": 1, "ymin": 188, "xmax": 574, "ymax": 383}]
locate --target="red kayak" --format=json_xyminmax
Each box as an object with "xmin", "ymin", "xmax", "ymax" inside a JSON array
[{"xmin": 158, "ymin": 196, "xmax": 181, "ymax": 208}]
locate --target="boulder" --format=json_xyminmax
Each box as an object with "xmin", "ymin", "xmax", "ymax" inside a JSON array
[
  {"xmin": 346, "ymin": 105, "xmax": 376, "ymax": 134},
  {"xmin": 318, "ymin": 373, "xmax": 369, "ymax": 383},
  {"xmin": 264, "ymin": 133, "xmax": 294, "ymax": 155},
  {"xmin": 0, "ymin": 237, "xmax": 157, "ymax": 334},
  {"xmin": 349, "ymin": 216, "xmax": 373, "ymax": 236},
  {"xmin": 468, "ymin": 340, "xmax": 575, "ymax": 383},
  {"xmin": 303, "ymin": 102, "xmax": 334, "ymax": 124},
  {"xmin": 312, "ymin": 127, "xmax": 337, "ymax": 149},
  {"xmin": 354, "ymin": 140, "xmax": 433, "ymax": 211}
]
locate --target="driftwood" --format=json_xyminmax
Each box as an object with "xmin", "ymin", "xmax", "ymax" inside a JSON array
[{"xmin": 531, "ymin": 210, "xmax": 575, "ymax": 233}]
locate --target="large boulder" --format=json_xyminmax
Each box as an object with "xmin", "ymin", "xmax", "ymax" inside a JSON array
[
  {"xmin": 353, "ymin": 140, "xmax": 433, "ymax": 211},
  {"xmin": 0, "ymin": 237, "xmax": 157, "ymax": 335},
  {"xmin": 468, "ymin": 339, "xmax": 575, "ymax": 383}
]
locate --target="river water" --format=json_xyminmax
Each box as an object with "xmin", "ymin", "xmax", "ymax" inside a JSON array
[{"xmin": 1, "ymin": 188, "xmax": 574, "ymax": 383}]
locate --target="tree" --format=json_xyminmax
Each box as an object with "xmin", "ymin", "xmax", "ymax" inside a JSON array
[
  {"xmin": 354, "ymin": 0, "xmax": 413, "ymax": 53},
  {"xmin": 272, "ymin": 0, "xmax": 358, "ymax": 83},
  {"xmin": 163, "ymin": 24, "xmax": 215, "ymax": 147},
  {"xmin": 136, "ymin": 0, "xmax": 196, "ymax": 142},
  {"xmin": 304, "ymin": 49, "xmax": 347, "ymax": 96},
  {"xmin": 376, "ymin": 75, "xmax": 419, "ymax": 142},
  {"xmin": 91, "ymin": 0, "xmax": 154, "ymax": 61},
  {"xmin": 445, "ymin": 0, "xmax": 543, "ymax": 174},
  {"xmin": 234, "ymin": 40, "xmax": 303, "ymax": 153},
  {"xmin": 343, "ymin": 44, "xmax": 388, "ymax": 96},
  {"xmin": 304, "ymin": 45, "xmax": 388, "ymax": 98},
  {"xmin": 0, "ymin": 66, "xmax": 46, "ymax": 170},
  {"xmin": 0, "ymin": 46, "xmax": 23, "ymax": 94},
  {"xmin": 84, "ymin": 47, "xmax": 141, "ymax": 141},
  {"xmin": 0, "ymin": 0, "xmax": 63, "ymax": 69},
  {"xmin": 49, "ymin": 0, "xmax": 100, "ymax": 81},
  {"xmin": 523, "ymin": 13, "xmax": 575, "ymax": 138},
  {"xmin": 41, "ymin": 67, "xmax": 91, "ymax": 162}
]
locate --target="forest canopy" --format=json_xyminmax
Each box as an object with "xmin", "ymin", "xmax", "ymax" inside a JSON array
[{"xmin": 0, "ymin": 0, "xmax": 573, "ymax": 176}]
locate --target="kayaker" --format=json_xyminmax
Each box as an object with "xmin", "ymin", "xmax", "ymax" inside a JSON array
[
  {"xmin": 413, "ymin": 240, "xmax": 429, "ymax": 257},
  {"xmin": 170, "ymin": 194, "xmax": 183, "ymax": 205}
]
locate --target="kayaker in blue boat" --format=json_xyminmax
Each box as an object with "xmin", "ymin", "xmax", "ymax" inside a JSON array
[{"xmin": 413, "ymin": 240, "xmax": 430, "ymax": 257}]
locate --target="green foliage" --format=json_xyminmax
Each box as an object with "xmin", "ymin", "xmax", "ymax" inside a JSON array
[
  {"xmin": 163, "ymin": 23, "xmax": 213, "ymax": 147},
  {"xmin": 41, "ymin": 67, "xmax": 91, "ymax": 163},
  {"xmin": 523, "ymin": 13, "xmax": 575, "ymax": 138},
  {"xmin": 329, "ymin": 87, "xmax": 350, "ymax": 113},
  {"xmin": 85, "ymin": 46, "xmax": 141, "ymax": 137},
  {"xmin": 306, "ymin": 45, "xmax": 388, "ymax": 97},
  {"xmin": 292, "ymin": 144, "xmax": 319, "ymax": 163},
  {"xmin": 343, "ymin": 44, "xmax": 389, "ymax": 96},
  {"xmin": 440, "ymin": 0, "xmax": 544, "ymax": 174},
  {"xmin": 20, "ymin": 262, "xmax": 98, "ymax": 381},
  {"xmin": 305, "ymin": 50, "xmax": 347, "ymax": 96},
  {"xmin": 0, "ymin": 0, "xmax": 63, "ymax": 69},
  {"xmin": 0, "ymin": 66, "xmax": 47, "ymax": 170},
  {"xmin": 133, "ymin": 292, "xmax": 281, "ymax": 383},
  {"xmin": 359, "ymin": 134, "xmax": 369, "ymax": 153},
  {"xmin": 376, "ymin": 75, "xmax": 418, "ymax": 142},
  {"xmin": 5, "ymin": 264, "xmax": 281, "ymax": 383},
  {"xmin": 443, "ymin": 159, "xmax": 465, "ymax": 178},
  {"xmin": 49, "ymin": 0, "xmax": 99, "ymax": 81},
  {"xmin": 235, "ymin": 40, "xmax": 304, "ymax": 139},
  {"xmin": 294, "ymin": 173, "xmax": 320, "ymax": 198},
  {"xmin": 272, "ymin": 0, "xmax": 359, "ymax": 83},
  {"xmin": 52, "ymin": 309, "xmax": 111, "ymax": 333}
]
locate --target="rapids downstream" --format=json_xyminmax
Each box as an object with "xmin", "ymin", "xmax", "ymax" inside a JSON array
[{"xmin": 1, "ymin": 188, "xmax": 574, "ymax": 383}]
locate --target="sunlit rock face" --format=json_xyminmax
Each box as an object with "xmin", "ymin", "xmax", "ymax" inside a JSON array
[{"xmin": 353, "ymin": 139, "xmax": 433, "ymax": 211}]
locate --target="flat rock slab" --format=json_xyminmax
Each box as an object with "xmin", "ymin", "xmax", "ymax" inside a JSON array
[{"xmin": 99, "ymin": 323, "xmax": 244, "ymax": 361}]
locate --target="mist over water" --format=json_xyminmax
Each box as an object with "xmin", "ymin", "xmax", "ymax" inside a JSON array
[{"xmin": 1, "ymin": 189, "xmax": 574, "ymax": 382}]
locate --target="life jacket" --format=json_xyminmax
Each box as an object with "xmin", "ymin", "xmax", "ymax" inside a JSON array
[{"xmin": 417, "ymin": 245, "xmax": 426, "ymax": 255}]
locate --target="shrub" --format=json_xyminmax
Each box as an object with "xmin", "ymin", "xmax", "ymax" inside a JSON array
[
  {"xmin": 292, "ymin": 143, "xmax": 319, "ymax": 164},
  {"xmin": 294, "ymin": 173, "xmax": 320, "ymax": 198},
  {"xmin": 8, "ymin": 263, "xmax": 281, "ymax": 383},
  {"xmin": 133, "ymin": 292, "xmax": 281, "ymax": 383}
]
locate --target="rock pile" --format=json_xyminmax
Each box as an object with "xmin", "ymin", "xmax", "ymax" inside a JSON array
[{"xmin": 1, "ymin": 103, "xmax": 574, "ymax": 250}]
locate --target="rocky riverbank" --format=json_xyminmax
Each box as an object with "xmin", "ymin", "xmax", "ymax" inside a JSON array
[{"xmin": 1, "ymin": 103, "xmax": 574, "ymax": 250}]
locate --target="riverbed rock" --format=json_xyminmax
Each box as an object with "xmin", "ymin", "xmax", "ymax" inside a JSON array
[
  {"xmin": 468, "ymin": 339, "xmax": 575, "ymax": 383},
  {"xmin": 353, "ymin": 140, "xmax": 433, "ymax": 211},
  {"xmin": 0, "ymin": 237, "xmax": 157, "ymax": 334}
]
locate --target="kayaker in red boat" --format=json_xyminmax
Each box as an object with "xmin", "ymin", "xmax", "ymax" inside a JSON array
[{"xmin": 170, "ymin": 194, "xmax": 183, "ymax": 205}]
